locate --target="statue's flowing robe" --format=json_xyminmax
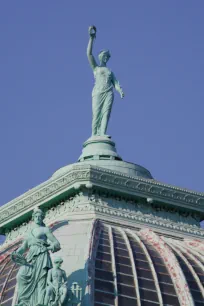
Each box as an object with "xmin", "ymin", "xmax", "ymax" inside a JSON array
[
  {"xmin": 92, "ymin": 66, "xmax": 114, "ymax": 135},
  {"xmin": 16, "ymin": 231, "xmax": 56, "ymax": 306}
]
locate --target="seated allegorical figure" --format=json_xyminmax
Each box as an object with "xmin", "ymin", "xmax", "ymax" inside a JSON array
[
  {"xmin": 44, "ymin": 256, "xmax": 68, "ymax": 306},
  {"xmin": 11, "ymin": 207, "xmax": 61, "ymax": 306}
]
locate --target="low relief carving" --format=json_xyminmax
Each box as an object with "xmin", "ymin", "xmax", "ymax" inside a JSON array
[
  {"xmin": 44, "ymin": 192, "xmax": 90, "ymax": 224},
  {"xmin": 5, "ymin": 221, "xmax": 31, "ymax": 242},
  {"xmin": 4, "ymin": 193, "xmax": 85, "ymax": 244},
  {"xmin": 1, "ymin": 166, "xmax": 204, "ymax": 228},
  {"xmin": 87, "ymin": 191, "xmax": 201, "ymax": 225},
  {"xmin": 86, "ymin": 191, "xmax": 204, "ymax": 236},
  {"xmin": 4, "ymin": 190, "xmax": 204, "ymax": 247},
  {"xmin": 0, "ymin": 168, "xmax": 90, "ymax": 224}
]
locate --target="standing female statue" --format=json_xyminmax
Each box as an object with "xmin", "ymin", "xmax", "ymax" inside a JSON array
[
  {"xmin": 87, "ymin": 26, "xmax": 124, "ymax": 137},
  {"xmin": 11, "ymin": 207, "xmax": 61, "ymax": 306}
]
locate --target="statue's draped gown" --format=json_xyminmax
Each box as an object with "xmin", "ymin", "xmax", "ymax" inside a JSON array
[
  {"xmin": 92, "ymin": 66, "xmax": 114, "ymax": 135},
  {"xmin": 16, "ymin": 228, "xmax": 59, "ymax": 306}
]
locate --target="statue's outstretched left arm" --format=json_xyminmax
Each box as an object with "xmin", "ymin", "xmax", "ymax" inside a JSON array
[{"xmin": 112, "ymin": 72, "xmax": 124, "ymax": 98}]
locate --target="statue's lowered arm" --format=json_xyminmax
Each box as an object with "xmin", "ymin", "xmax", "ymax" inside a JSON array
[
  {"xmin": 45, "ymin": 227, "xmax": 61, "ymax": 252},
  {"xmin": 46, "ymin": 269, "xmax": 53, "ymax": 288},
  {"xmin": 112, "ymin": 72, "xmax": 124, "ymax": 98},
  {"xmin": 15, "ymin": 240, "xmax": 28, "ymax": 254},
  {"xmin": 11, "ymin": 239, "xmax": 29, "ymax": 265},
  {"xmin": 46, "ymin": 269, "xmax": 57, "ymax": 292}
]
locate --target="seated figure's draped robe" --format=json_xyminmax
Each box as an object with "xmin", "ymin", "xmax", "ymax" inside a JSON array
[{"xmin": 16, "ymin": 229, "xmax": 60, "ymax": 306}]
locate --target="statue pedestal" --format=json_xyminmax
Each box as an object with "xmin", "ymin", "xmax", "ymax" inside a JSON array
[{"xmin": 78, "ymin": 136, "xmax": 122, "ymax": 161}]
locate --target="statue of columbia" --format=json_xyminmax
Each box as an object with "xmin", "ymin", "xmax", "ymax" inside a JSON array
[{"xmin": 87, "ymin": 26, "xmax": 124, "ymax": 137}]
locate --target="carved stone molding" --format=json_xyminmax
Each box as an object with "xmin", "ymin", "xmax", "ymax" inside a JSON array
[
  {"xmin": 4, "ymin": 221, "xmax": 31, "ymax": 243},
  {"xmin": 0, "ymin": 165, "xmax": 204, "ymax": 234},
  {"xmin": 0, "ymin": 167, "xmax": 90, "ymax": 229},
  {"xmin": 89, "ymin": 167, "xmax": 204, "ymax": 207},
  {"xmin": 3, "ymin": 191, "xmax": 204, "ymax": 246},
  {"xmin": 86, "ymin": 192, "xmax": 204, "ymax": 237}
]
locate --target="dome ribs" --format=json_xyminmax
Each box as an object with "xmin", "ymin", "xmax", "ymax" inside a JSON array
[
  {"xmin": 94, "ymin": 225, "xmax": 115, "ymax": 305},
  {"xmin": 119, "ymin": 229, "xmax": 141, "ymax": 306},
  {"xmin": 164, "ymin": 238, "xmax": 204, "ymax": 305},
  {"xmin": 126, "ymin": 230, "xmax": 163, "ymax": 306},
  {"xmin": 108, "ymin": 226, "xmax": 119, "ymax": 306},
  {"xmin": 0, "ymin": 243, "xmax": 26, "ymax": 306},
  {"xmin": 111, "ymin": 227, "xmax": 138, "ymax": 306},
  {"xmin": 139, "ymin": 228, "xmax": 193, "ymax": 306},
  {"xmin": 0, "ymin": 259, "xmax": 16, "ymax": 306}
]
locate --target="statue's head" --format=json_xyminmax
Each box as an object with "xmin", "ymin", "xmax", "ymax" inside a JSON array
[
  {"xmin": 32, "ymin": 207, "xmax": 45, "ymax": 226},
  {"xmin": 98, "ymin": 50, "xmax": 111, "ymax": 64},
  {"xmin": 54, "ymin": 256, "xmax": 63, "ymax": 268}
]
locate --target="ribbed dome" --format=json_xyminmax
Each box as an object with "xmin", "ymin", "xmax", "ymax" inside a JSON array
[
  {"xmin": 1, "ymin": 221, "xmax": 204, "ymax": 306},
  {"xmin": 0, "ymin": 243, "xmax": 21, "ymax": 306},
  {"xmin": 93, "ymin": 222, "xmax": 204, "ymax": 306}
]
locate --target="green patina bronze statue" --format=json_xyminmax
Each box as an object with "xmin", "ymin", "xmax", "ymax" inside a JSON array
[
  {"xmin": 87, "ymin": 26, "xmax": 124, "ymax": 137},
  {"xmin": 11, "ymin": 207, "xmax": 61, "ymax": 306},
  {"xmin": 44, "ymin": 256, "xmax": 67, "ymax": 306}
]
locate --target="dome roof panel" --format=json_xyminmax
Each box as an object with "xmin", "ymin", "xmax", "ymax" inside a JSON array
[
  {"xmin": 0, "ymin": 247, "xmax": 20, "ymax": 306},
  {"xmin": 1, "ymin": 221, "xmax": 204, "ymax": 305},
  {"xmin": 92, "ymin": 222, "xmax": 204, "ymax": 306}
]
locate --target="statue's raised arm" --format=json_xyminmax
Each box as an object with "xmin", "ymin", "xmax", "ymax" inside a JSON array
[
  {"xmin": 87, "ymin": 26, "xmax": 98, "ymax": 70},
  {"xmin": 87, "ymin": 26, "xmax": 124, "ymax": 137}
]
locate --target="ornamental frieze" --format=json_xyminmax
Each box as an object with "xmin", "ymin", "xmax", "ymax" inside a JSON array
[
  {"xmin": 3, "ymin": 191, "xmax": 204, "ymax": 246},
  {"xmin": 0, "ymin": 165, "xmax": 204, "ymax": 231}
]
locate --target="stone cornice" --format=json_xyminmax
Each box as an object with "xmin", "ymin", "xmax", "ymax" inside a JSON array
[
  {"xmin": 88, "ymin": 166, "xmax": 204, "ymax": 209},
  {"xmin": 0, "ymin": 164, "xmax": 204, "ymax": 233},
  {"xmin": 2, "ymin": 192, "xmax": 204, "ymax": 247}
]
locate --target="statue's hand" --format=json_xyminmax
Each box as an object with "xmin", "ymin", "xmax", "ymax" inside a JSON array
[
  {"xmin": 89, "ymin": 25, "xmax": 97, "ymax": 39},
  {"xmin": 47, "ymin": 244, "xmax": 55, "ymax": 252},
  {"xmin": 120, "ymin": 91, "xmax": 125, "ymax": 99},
  {"xmin": 11, "ymin": 251, "xmax": 27, "ymax": 266}
]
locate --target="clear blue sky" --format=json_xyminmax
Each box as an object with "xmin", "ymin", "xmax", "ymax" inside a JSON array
[{"xmin": 0, "ymin": 1, "xmax": 204, "ymax": 207}]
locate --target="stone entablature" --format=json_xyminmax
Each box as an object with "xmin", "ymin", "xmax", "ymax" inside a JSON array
[
  {"xmin": 0, "ymin": 164, "xmax": 204, "ymax": 234},
  {"xmin": 2, "ymin": 190, "xmax": 204, "ymax": 247}
]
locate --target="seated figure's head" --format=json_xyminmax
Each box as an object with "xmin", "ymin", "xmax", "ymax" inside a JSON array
[
  {"xmin": 98, "ymin": 50, "xmax": 111, "ymax": 65},
  {"xmin": 32, "ymin": 207, "xmax": 45, "ymax": 226},
  {"xmin": 54, "ymin": 256, "xmax": 63, "ymax": 268}
]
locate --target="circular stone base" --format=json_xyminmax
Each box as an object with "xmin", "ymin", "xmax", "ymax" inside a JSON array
[
  {"xmin": 78, "ymin": 136, "xmax": 122, "ymax": 161},
  {"xmin": 52, "ymin": 136, "xmax": 153, "ymax": 180}
]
